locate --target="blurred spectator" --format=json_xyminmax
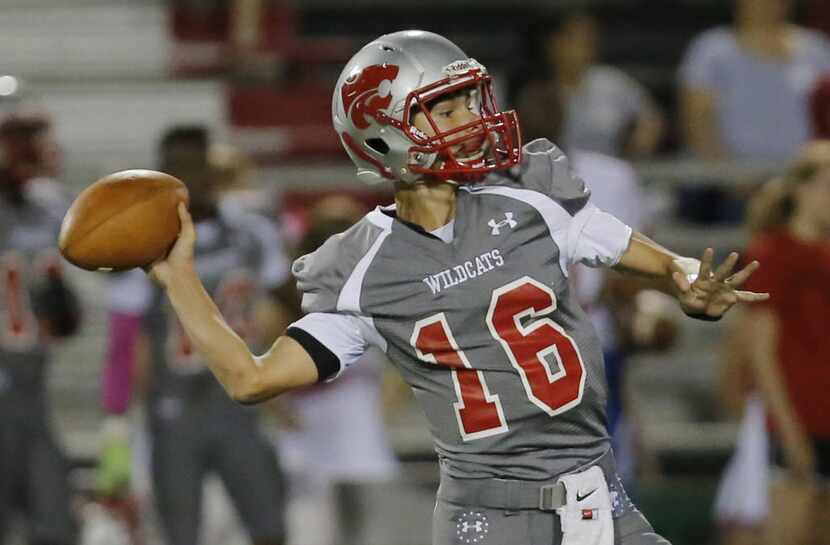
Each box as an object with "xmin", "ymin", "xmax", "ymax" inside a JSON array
[
  {"xmin": 277, "ymin": 195, "xmax": 399, "ymax": 545},
  {"xmin": 714, "ymin": 137, "xmax": 830, "ymax": 545},
  {"xmin": 209, "ymin": 142, "xmax": 278, "ymax": 236},
  {"xmin": 0, "ymin": 111, "xmax": 81, "ymax": 545},
  {"xmin": 679, "ymin": 0, "xmax": 830, "ymax": 160},
  {"xmin": 568, "ymin": 153, "xmax": 678, "ymax": 495},
  {"xmin": 231, "ymin": 0, "xmax": 264, "ymax": 55},
  {"xmin": 569, "ymin": 152, "xmax": 678, "ymax": 493},
  {"xmin": 727, "ymin": 141, "xmax": 830, "ymax": 545},
  {"xmin": 712, "ymin": 309, "xmax": 769, "ymax": 545},
  {"xmin": 810, "ymin": 74, "xmax": 830, "ymax": 139},
  {"xmin": 517, "ymin": 83, "xmax": 675, "ymax": 493},
  {"xmin": 515, "ymin": 10, "xmax": 664, "ymax": 158},
  {"xmin": 97, "ymin": 125, "xmax": 291, "ymax": 545},
  {"xmin": 170, "ymin": 0, "xmax": 296, "ymax": 76},
  {"xmin": 0, "ymin": 109, "xmax": 62, "ymax": 187},
  {"xmin": 210, "ymin": 142, "xmax": 256, "ymax": 192},
  {"xmin": 807, "ymin": 0, "xmax": 830, "ymax": 39}
]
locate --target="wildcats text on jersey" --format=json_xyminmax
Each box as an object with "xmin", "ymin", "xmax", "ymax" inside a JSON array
[{"xmin": 422, "ymin": 249, "xmax": 505, "ymax": 295}]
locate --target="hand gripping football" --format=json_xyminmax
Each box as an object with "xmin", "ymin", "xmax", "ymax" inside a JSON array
[{"xmin": 59, "ymin": 169, "xmax": 189, "ymax": 271}]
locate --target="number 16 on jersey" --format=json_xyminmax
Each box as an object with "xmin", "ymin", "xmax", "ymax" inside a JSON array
[{"xmin": 411, "ymin": 276, "xmax": 586, "ymax": 441}]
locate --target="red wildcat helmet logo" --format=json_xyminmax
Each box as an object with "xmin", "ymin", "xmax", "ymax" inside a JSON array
[{"xmin": 340, "ymin": 64, "xmax": 400, "ymax": 130}]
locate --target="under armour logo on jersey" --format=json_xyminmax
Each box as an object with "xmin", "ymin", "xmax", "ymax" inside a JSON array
[
  {"xmin": 455, "ymin": 511, "xmax": 489, "ymax": 544},
  {"xmin": 487, "ymin": 212, "xmax": 517, "ymax": 235}
]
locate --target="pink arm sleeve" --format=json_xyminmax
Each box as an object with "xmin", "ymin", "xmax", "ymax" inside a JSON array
[{"xmin": 102, "ymin": 311, "xmax": 143, "ymax": 414}]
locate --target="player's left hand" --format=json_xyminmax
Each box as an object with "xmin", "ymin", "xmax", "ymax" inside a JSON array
[{"xmin": 671, "ymin": 248, "xmax": 769, "ymax": 319}]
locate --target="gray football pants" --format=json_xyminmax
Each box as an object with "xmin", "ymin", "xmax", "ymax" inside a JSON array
[
  {"xmin": 433, "ymin": 498, "xmax": 671, "ymax": 545},
  {"xmin": 149, "ymin": 396, "xmax": 285, "ymax": 545},
  {"xmin": 0, "ymin": 405, "xmax": 77, "ymax": 545},
  {"xmin": 432, "ymin": 450, "xmax": 671, "ymax": 545}
]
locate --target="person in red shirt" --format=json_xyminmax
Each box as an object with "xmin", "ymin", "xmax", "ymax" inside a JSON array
[{"xmin": 733, "ymin": 140, "xmax": 830, "ymax": 545}]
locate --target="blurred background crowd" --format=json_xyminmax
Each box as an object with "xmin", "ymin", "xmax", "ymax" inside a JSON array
[{"xmin": 1, "ymin": 0, "xmax": 830, "ymax": 544}]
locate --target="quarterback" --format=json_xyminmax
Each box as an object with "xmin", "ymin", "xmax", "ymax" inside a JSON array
[{"xmin": 150, "ymin": 31, "xmax": 767, "ymax": 545}]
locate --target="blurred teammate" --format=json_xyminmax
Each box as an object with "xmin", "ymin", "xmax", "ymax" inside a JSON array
[
  {"xmin": 277, "ymin": 195, "xmax": 399, "ymax": 545},
  {"xmin": 517, "ymin": 74, "xmax": 675, "ymax": 492},
  {"xmin": 147, "ymin": 31, "xmax": 767, "ymax": 545},
  {"xmin": 727, "ymin": 141, "xmax": 830, "ymax": 545},
  {"xmin": 0, "ymin": 112, "xmax": 81, "ymax": 545},
  {"xmin": 98, "ymin": 126, "xmax": 289, "ymax": 545}
]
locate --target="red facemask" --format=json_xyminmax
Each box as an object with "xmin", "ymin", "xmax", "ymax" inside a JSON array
[
  {"xmin": 370, "ymin": 67, "xmax": 522, "ymax": 184},
  {"xmin": 406, "ymin": 70, "xmax": 521, "ymax": 183}
]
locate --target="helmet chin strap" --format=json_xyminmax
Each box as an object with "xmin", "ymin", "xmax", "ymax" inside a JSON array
[
  {"xmin": 410, "ymin": 177, "xmax": 459, "ymax": 187},
  {"xmin": 407, "ymin": 156, "xmax": 460, "ymax": 187},
  {"xmin": 406, "ymin": 156, "xmax": 486, "ymax": 187}
]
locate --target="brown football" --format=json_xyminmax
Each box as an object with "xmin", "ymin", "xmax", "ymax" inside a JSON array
[{"xmin": 59, "ymin": 169, "xmax": 189, "ymax": 271}]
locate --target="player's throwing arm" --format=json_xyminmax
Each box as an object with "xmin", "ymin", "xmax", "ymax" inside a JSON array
[
  {"xmin": 149, "ymin": 204, "xmax": 319, "ymax": 402},
  {"xmin": 148, "ymin": 212, "xmax": 769, "ymax": 406}
]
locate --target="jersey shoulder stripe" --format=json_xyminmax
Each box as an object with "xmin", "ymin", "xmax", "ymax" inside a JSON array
[
  {"xmin": 463, "ymin": 184, "xmax": 593, "ymax": 277},
  {"xmin": 292, "ymin": 208, "xmax": 392, "ymax": 315}
]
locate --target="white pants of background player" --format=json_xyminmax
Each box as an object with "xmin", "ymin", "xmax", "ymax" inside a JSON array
[
  {"xmin": 713, "ymin": 395, "xmax": 770, "ymax": 526},
  {"xmin": 276, "ymin": 349, "xmax": 399, "ymax": 545}
]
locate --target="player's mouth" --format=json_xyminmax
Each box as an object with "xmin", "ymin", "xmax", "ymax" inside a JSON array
[{"xmin": 454, "ymin": 136, "xmax": 489, "ymax": 162}]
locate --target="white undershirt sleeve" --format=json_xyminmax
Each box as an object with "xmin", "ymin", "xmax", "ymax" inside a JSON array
[{"xmin": 566, "ymin": 203, "xmax": 633, "ymax": 268}]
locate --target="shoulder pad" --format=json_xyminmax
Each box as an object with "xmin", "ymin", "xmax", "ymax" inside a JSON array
[
  {"xmin": 292, "ymin": 210, "xmax": 391, "ymax": 314},
  {"xmin": 484, "ymin": 138, "xmax": 590, "ymax": 216}
]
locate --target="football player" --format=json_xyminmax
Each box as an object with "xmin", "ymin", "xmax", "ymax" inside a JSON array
[
  {"xmin": 98, "ymin": 126, "xmax": 289, "ymax": 545},
  {"xmin": 0, "ymin": 112, "xmax": 81, "ymax": 545},
  {"xmin": 147, "ymin": 32, "xmax": 768, "ymax": 545}
]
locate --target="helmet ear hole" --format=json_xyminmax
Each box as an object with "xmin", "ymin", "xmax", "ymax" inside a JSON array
[{"xmin": 365, "ymin": 138, "xmax": 390, "ymax": 155}]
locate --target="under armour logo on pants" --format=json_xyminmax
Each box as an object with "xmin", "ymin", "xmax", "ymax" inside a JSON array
[{"xmin": 460, "ymin": 521, "xmax": 484, "ymax": 533}]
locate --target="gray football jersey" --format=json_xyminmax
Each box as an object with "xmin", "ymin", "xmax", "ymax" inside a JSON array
[
  {"xmin": 143, "ymin": 209, "xmax": 286, "ymax": 403},
  {"xmin": 0, "ymin": 184, "xmax": 68, "ymax": 398},
  {"xmin": 292, "ymin": 139, "xmax": 633, "ymax": 480}
]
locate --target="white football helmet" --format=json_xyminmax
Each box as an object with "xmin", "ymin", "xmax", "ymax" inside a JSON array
[{"xmin": 332, "ymin": 30, "xmax": 522, "ymax": 185}]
